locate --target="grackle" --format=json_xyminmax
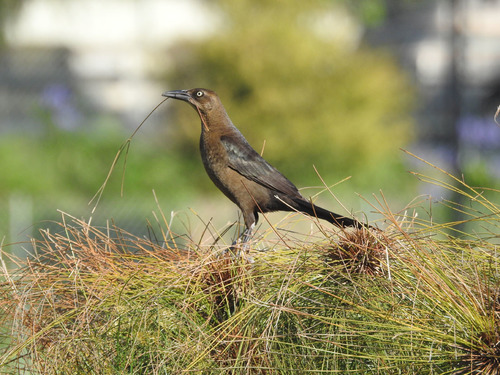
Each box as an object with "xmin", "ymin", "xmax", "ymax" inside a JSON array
[{"xmin": 162, "ymin": 88, "xmax": 368, "ymax": 242}]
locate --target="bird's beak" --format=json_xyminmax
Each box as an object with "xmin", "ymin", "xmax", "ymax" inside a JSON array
[{"xmin": 162, "ymin": 89, "xmax": 190, "ymax": 102}]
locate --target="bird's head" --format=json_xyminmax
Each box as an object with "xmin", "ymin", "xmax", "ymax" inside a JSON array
[
  {"xmin": 162, "ymin": 88, "xmax": 229, "ymax": 132},
  {"xmin": 162, "ymin": 88, "xmax": 219, "ymax": 114}
]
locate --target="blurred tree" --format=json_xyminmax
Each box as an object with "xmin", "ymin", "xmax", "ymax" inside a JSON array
[{"xmin": 164, "ymin": 0, "xmax": 414, "ymax": 195}]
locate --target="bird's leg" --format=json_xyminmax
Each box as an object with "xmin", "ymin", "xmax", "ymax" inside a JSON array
[
  {"xmin": 239, "ymin": 223, "xmax": 255, "ymax": 262},
  {"xmin": 241, "ymin": 222, "xmax": 255, "ymax": 246},
  {"xmin": 228, "ymin": 222, "xmax": 255, "ymax": 261}
]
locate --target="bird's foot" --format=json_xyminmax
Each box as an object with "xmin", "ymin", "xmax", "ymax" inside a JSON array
[
  {"xmin": 226, "ymin": 238, "xmax": 254, "ymax": 263},
  {"xmin": 224, "ymin": 224, "xmax": 255, "ymax": 262}
]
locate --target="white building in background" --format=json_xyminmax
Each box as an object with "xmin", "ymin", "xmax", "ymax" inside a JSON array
[
  {"xmin": 366, "ymin": 0, "xmax": 500, "ymax": 180},
  {"xmin": 413, "ymin": 1, "xmax": 500, "ymax": 86},
  {"xmin": 3, "ymin": 0, "xmax": 220, "ymax": 129}
]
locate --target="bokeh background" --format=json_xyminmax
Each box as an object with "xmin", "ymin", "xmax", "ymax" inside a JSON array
[{"xmin": 1, "ymin": 0, "xmax": 500, "ymax": 255}]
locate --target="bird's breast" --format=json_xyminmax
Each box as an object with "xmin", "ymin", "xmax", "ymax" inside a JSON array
[
  {"xmin": 200, "ymin": 134, "xmax": 226, "ymax": 166},
  {"xmin": 200, "ymin": 134, "xmax": 230, "ymax": 182},
  {"xmin": 199, "ymin": 133, "xmax": 243, "ymax": 205}
]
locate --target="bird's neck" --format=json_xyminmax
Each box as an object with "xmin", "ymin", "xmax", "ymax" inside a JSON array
[{"xmin": 199, "ymin": 107, "xmax": 235, "ymax": 137}]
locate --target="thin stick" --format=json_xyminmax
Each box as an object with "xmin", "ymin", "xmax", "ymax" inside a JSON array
[
  {"xmin": 196, "ymin": 106, "xmax": 210, "ymax": 132},
  {"xmin": 260, "ymin": 139, "xmax": 266, "ymax": 156},
  {"xmin": 89, "ymin": 98, "xmax": 169, "ymax": 213}
]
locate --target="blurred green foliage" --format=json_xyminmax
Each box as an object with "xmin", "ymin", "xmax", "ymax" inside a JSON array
[
  {"xmin": 0, "ymin": 117, "xmax": 210, "ymax": 245},
  {"xmin": 0, "ymin": 125, "xmax": 203, "ymax": 202},
  {"xmin": 0, "ymin": 114, "xmax": 206, "ymax": 244},
  {"xmin": 165, "ymin": 0, "xmax": 416, "ymax": 196}
]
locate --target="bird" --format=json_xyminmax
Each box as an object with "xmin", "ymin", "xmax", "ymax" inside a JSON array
[{"xmin": 162, "ymin": 88, "xmax": 368, "ymax": 243}]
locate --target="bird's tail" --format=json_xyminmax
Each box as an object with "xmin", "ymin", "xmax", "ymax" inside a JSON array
[{"xmin": 292, "ymin": 198, "xmax": 365, "ymax": 229}]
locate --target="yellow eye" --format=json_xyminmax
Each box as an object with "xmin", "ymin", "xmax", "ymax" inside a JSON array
[{"xmin": 196, "ymin": 91, "xmax": 204, "ymax": 97}]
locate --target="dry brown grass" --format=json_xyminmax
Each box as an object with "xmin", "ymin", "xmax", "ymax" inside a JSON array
[{"xmin": 0, "ymin": 179, "xmax": 499, "ymax": 374}]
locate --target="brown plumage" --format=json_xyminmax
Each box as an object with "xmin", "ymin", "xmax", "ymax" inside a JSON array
[{"xmin": 162, "ymin": 88, "xmax": 367, "ymax": 240}]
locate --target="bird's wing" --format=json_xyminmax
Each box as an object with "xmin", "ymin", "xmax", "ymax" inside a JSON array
[{"xmin": 221, "ymin": 134, "xmax": 300, "ymax": 197}]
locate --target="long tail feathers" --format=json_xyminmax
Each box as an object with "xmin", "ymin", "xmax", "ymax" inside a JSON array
[{"xmin": 292, "ymin": 198, "xmax": 366, "ymax": 229}]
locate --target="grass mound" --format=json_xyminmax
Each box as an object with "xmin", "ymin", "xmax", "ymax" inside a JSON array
[{"xmin": 1, "ymin": 180, "xmax": 499, "ymax": 374}]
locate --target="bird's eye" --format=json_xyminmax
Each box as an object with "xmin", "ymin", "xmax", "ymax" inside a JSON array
[{"xmin": 196, "ymin": 91, "xmax": 204, "ymax": 97}]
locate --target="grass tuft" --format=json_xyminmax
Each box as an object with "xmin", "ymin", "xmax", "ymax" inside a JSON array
[{"xmin": 325, "ymin": 227, "xmax": 390, "ymax": 277}]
